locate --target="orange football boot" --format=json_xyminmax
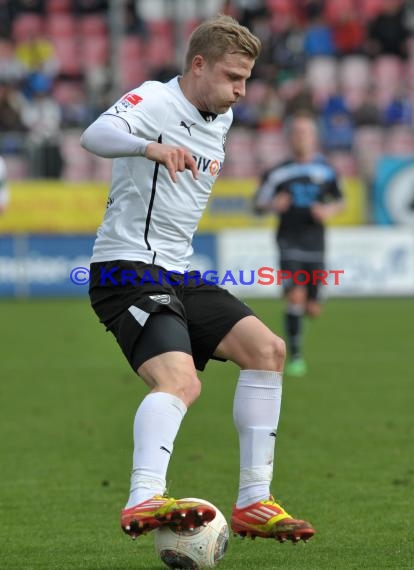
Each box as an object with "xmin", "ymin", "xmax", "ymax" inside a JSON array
[
  {"xmin": 231, "ymin": 496, "xmax": 315, "ymax": 543},
  {"xmin": 121, "ymin": 495, "xmax": 216, "ymax": 539}
]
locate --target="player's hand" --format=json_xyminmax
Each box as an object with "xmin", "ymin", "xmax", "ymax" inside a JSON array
[
  {"xmin": 272, "ymin": 192, "xmax": 291, "ymax": 213},
  {"xmin": 311, "ymin": 203, "xmax": 329, "ymax": 222},
  {"xmin": 145, "ymin": 142, "xmax": 198, "ymax": 183}
]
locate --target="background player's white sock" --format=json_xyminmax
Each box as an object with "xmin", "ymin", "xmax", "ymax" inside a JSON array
[
  {"xmin": 233, "ymin": 370, "xmax": 283, "ymax": 508},
  {"xmin": 126, "ymin": 392, "xmax": 187, "ymax": 508}
]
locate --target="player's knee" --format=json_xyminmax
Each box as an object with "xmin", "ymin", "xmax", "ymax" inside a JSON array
[
  {"xmin": 247, "ymin": 333, "xmax": 286, "ymax": 371},
  {"xmin": 172, "ymin": 373, "xmax": 202, "ymax": 407},
  {"xmin": 306, "ymin": 302, "xmax": 321, "ymax": 318}
]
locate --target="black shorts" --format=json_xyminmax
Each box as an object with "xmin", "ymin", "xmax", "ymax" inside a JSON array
[
  {"xmin": 279, "ymin": 258, "xmax": 324, "ymax": 301},
  {"xmin": 89, "ymin": 260, "xmax": 254, "ymax": 372}
]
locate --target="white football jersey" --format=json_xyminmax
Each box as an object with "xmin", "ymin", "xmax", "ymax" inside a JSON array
[{"xmin": 91, "ymin": 77, "xmax": 232, "ymax": 271}]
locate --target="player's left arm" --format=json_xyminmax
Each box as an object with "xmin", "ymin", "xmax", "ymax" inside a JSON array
[{"xmin": 311, "ymin": 171, "xmax": 345, "ymax": 223}]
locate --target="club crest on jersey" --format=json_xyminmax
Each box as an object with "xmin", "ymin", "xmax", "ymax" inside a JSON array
[
  {"xmin": 149, "ymin": 294, "xmax": 171, "ymax": 305},
  {"xmin": 120, "ymin": 93, "xmax": 143, "ymax": 109}
]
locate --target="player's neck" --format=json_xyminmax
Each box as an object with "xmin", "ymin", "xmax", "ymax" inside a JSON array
[
  {"xmin": 178, "ymin": 75, "xmax": 208, "ymax": 113},
  {"xmin": 295, "ymin": 151, "xmax": 317, "ymax": 163}
]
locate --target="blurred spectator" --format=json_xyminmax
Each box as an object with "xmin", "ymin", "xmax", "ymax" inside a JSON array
[
  {"xmin": 351, "ymin": 86, "xmax": 383, "ymax": 127},
  {"xmin": 256, "ymin": 84, "xmax": 284, "ymax": 130},
  {"xmin": 74, "ymin": 0, "xmax": 108, "ymax": 15},
  {"xmin": 15, "ymin": 29, "xmax": 59, "ymax": 98},
  {"xmin": 0, "ymin": 154, "xmax": 9, "ymax": 213},
  {"xmin": 261, "ymin": 10, "xmax": 305, "ymax": 87},
  {"xmin": 382, "ymin": 89, "xmax": 413, "ymax": 126},
  {"xmin": 319, "ymin": 94, "xmax": 354, "ymax": 150},
  {"xmin": 284, "ymin": 85, "xmax": 316, "ymax": 117},
  {"xmin": 303, "ymin": 9, "xmax": 336, "ymax": 57},
  {"xmin": 227, "ymin": 0, "xmax": 269, "ymax": 31},
  {"xmin": 11, "ymin": 0, "xmax": 45, "ymax": 16},
  {"xmin": 0, "ymin": 0, "xmax": 412, "ymax": 185},
  {"xmin": 0, "ymin": 80, "xmax": 27, "ymax": 134},
  {"xmin": 365, "ymin": 0, "xmax": 410, "ymax": 59},
  {"xmin": 297, "ymin": 0, "xmax": 325, "ymax": 22},
  {"xmin": 21, "ymin": 74, "xmax": 63, "ymax": 177},
  {"xmin": 228, "ymin": 0, "xmax": 271, "ymax": 82},
  {"xmin": 124, "ymin": 0, "xmax": 148, "ymax": 37},
  {"xmin": 332, "ymin": 4, "xmax": 365, "ymax": 56},
  {"xmin": 0, "ymin": 38, "xmax": 26, "ymax": 84},
  {"xmin": 152, "ymin": 61, "xmax": 181, "ymax": 84},
  {"xmin": 56, "ymin": 81, "xmax": 94, "ymax": 128},
  {"xmin": 0, "ymin": 0, "xmax": 13, "ymax": 37}
]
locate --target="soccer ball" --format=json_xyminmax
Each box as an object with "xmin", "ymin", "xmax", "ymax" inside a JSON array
[{"xmin": 154, "ymin": 498, "xmax": 229, "ymax": 569}]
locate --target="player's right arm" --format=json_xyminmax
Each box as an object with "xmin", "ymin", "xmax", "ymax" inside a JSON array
[
  {"xmin": 253, "ymin": 166, "xmax": 290, "ymax": 214},
  {"xmin": 80, "ymin": 84, "xmax": 197, "ymax": 182}
]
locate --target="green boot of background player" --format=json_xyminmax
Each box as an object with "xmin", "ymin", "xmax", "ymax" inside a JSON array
[{"xmin": 285, "ymin": 358, "xmax": 307, "ymax": 377}]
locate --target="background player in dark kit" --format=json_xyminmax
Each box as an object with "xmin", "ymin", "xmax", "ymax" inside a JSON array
[{"xmin": 254, "ymin": 111, "xmax": 344, "ymax": 377}]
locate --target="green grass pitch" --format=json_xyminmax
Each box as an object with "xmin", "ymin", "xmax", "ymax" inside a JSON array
[{"xmin": 1, "ymin": 297, "xmax": 413, "ymax": 569}]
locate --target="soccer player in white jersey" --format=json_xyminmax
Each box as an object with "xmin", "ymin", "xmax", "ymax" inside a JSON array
[{"xmin": 81, "ymin": 15, "xmax": 315, "ymax": 544}]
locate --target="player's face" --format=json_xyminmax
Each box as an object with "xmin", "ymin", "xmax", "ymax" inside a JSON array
[
  {"xmin": 197, "ymin": 53, "xmax": 255, "ymax": 114},
  {"xmin": 289, "ymin": 117, "xmax": 318, "ymax": 157}
]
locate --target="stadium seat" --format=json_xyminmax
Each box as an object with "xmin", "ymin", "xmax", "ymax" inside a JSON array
[
  {"xmin": 145, "ymin": 37, "xmax": 174, "ymax": 68},
  {"xmin": 265, "ymin": 0, "xmax": 295, "ymax": 15},
  {"xmin": 372, "ymin": 56, "xmax": 404, "ymax": 109},
  {"xmin": 373, "ymin": 55, "xmax": 404, "ymax": 86},
  {"xmin": 53, "ymin": 80, "xmax": 80, "ymax": 104},
  {"xmin": 46, "ymin": 0, "xmax": 72, "ymax": 13},
  {"xmin": 255, "ymin": 130, "xmax": 290, "ymax": 171},
  {"xmin": 61, "ymin": 131, "xmax": 93, "ymax": 180},
  {"xmin": 46, "ymin": 13, "xmax": 77, "ymax": 38},
  {"xmin": 81, "ymin": 36, "xmax": 109, "ymax": 69},
  {"xmin": 404, "ymin": 57, "xmax": 414, "ymax": 90},
  {"xmin": 12, "ymin": 13, "xmax": 44, "ymax": 42},
  {"xmin": 339, "ymin": 56, "xmax": 371, "ymax": 109},
  {"xmin": 221, "ymin": 128, "xmax": 256, "ymax": 177},
  {"xmin": 306, "ymin": 57, "xmax": 338, "ymax": 105},
  {"xmin": 52, "ymin": 38, "xmax": 82, "ymax": 76},
  {"xmin": 339, "ymin": 56, "xmax": 371, "ymax": 90},
  {"xmin": 385, "ymin": 125, "xmax": 414, "ymax": 155},
  {"xmin": 119, "ymin": 37, "xmax": 144, "ymax": 60},
  {"xmin": 183, "ymin": 19, "xmax": 201, "ymax": 40},
  {"xmin": 324, "ymin": 0, "xmax": 355, "ymax": 23},
  {"xmin": 79, "ymin": 14, "xmax": 108, "ymax": 37},
  {"xmin": 360, "ymin": 0, "xmax": 383, "ymax": 20},
  {"xmin": 146, "ymin": 19, "xmax": 174, "ymax": 40},
  {"xmin": 119, "ymin": 59, "xmax": 148, "ymax": 91}
]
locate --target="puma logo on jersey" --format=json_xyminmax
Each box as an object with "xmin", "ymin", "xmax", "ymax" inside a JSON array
[{"xmin": 180, "ymin": 120, "xmax": 196, "ymax": 136}]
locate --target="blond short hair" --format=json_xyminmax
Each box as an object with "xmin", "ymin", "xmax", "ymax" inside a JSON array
[{"xmin": 184, "ymin": 14, "xmax": 261, "ymax": 72}]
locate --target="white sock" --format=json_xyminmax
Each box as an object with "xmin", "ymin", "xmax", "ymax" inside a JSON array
[
  {"xmin": 233, "ymin": 370, "xmax": 283, "ymax": 508},
  {"xmin": 125, "ymin": 392, "xmax": 187, "ymax": 508}
]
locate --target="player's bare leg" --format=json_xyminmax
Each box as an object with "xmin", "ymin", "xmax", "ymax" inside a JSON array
[
  {"xmin": 215, "ymin": 316, "xmax": 315, "ymax": 542},
  {"xmin": 284, "ymin": 286, "xmax": 307, "ymax": 377}
]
